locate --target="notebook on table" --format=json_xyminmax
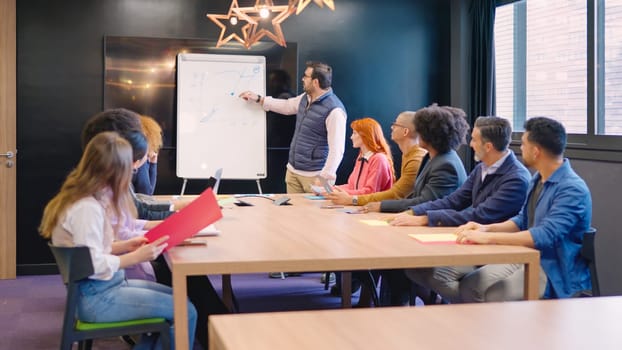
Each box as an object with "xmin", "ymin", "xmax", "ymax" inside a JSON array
[{"xmin": 195, "ymin": 224, "xmax": 221, "ymax": 236}]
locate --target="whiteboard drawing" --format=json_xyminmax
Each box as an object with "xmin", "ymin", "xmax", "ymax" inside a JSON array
[{"xmin": 176, "ymin": 53, "xmax": 266, "ymax": 179}]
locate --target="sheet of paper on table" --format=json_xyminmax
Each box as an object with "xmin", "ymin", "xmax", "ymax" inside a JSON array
[{"xmin": 408, "ymin": 233, "xmax": 457, "ymax": 244}]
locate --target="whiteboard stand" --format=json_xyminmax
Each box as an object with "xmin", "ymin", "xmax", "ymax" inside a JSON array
[
  {"xmin": 180, "ymin": 178, "xmax": 188, "ymax": 196},
  {"xmin": 179, "ymin": 178, "xmax": 263, "ymax": 195},
  {"xmin": 256, "ymin": 179, "xmax": 263, "ymax": 195}
]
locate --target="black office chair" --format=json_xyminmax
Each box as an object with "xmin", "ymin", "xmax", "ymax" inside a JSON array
[
  {"xmin": 575, "ymin": 227, "xmax": 599, "ymax": 297},
  {"xmin": 357, "ymin": 271, "xmax": 381, "ymax": 306},
  {"xmin": 49, "ymin": 243, "xmax": 171, "ymax": 350},
  {"xmin": 327, "ymin": 271, "xmax": 378, "ymax": 306}
]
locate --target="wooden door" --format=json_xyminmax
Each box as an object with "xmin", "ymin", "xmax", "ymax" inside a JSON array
[{"xmin": 0, "ymin": 0, "xmax": 17, "ymax": 279}]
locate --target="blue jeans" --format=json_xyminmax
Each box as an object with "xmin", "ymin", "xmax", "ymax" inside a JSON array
[{"xmin": 77, "ymin": 270, "xmax": 197, "ymax": 349}]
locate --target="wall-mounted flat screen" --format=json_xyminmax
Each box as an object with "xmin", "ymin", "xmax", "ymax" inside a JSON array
[{"xmin": 103, "ymin": 36, "xmax": 298, "ymax": 149}]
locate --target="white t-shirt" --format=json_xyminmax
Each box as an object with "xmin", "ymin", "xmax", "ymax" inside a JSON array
[{"xmin": 51, "ymin": 193, "xmax": 120, "ymax": 280}]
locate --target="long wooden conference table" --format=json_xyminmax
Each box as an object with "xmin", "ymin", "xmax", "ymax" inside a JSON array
[
  {"xmin": 164, "ymin": 194, "xmax": 540, "ymax": 349},
  {"xmin": 208, "ymin": 297, "xmax": 622, "ymax": 350}
]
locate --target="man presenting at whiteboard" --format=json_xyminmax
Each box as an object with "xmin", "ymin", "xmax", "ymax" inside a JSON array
[{"xmin": 240, "ymin": 61, "xmax": 347, "ymax": 193}]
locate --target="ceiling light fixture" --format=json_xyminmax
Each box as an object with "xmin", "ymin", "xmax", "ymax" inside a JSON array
[
  {"xmin": 207, "ymin": 0, "xmax": 336, "ymax": 48},
  {"xmin": 207, "ymin": 0, "xmax": 257, "ymax": 48},
  {"xmin": 291, "ymin": 0, "xmax": 335, "ymax": 15}
]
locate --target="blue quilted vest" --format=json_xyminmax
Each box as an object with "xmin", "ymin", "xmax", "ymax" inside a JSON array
[{"xmin": 288, "ymin": 89, "xmax": 345, "ymax": 171}]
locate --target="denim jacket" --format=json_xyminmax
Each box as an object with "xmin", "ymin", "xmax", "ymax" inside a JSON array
[{"xmin": 511, "ymin": 159, "xmax": 592, "ymax": 298}]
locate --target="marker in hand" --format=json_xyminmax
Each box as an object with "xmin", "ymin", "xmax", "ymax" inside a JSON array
[
  {"xmin": 239, "ymin": 91, "xmax": 250, "ymax": 101},
  {"xmin": 239, "ymin": 91, "xmax": 261, "ymax": 103}
]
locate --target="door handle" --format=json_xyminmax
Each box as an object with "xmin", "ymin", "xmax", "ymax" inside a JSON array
[{"xmin": 0, "ymin": 151, "xmax": 16, "ymax": 159}]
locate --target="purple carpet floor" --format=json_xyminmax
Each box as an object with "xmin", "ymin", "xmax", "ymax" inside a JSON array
[{"xmin": 0, "ymin": 272, "xmax": 358, "ymax": 349}]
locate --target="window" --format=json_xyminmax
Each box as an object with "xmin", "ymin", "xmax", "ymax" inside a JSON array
[
  {"xmin": 601, "ymin": 1, "xmax": 622, "ymax": 135},
  {"xmin": 495, "ymin": 0, "xmax": 622, "ymax": 148}
]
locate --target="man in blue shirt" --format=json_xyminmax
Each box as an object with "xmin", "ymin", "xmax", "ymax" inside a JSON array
[{"xmin": 408, "ymin": 117, "xmax": 592, "ymax": 301}]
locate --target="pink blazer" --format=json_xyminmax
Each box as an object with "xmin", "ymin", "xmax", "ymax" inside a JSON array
[{"xmin": 337, "ymin": 152, "xmax": 393, "ymax": 195}]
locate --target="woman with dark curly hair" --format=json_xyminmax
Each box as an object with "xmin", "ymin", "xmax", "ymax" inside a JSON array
[
  {"xmin": 351, "ymin": 105, "xmax": 472, "ymax": 307},
  {"xmin": 364, "ymin": 104, "xmax": 469, "ymax": 213},
  {"xmin": 415, "ymin": 105, "xmax": 470, "ymax": 154}
]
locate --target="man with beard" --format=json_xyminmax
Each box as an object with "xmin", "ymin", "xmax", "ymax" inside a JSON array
[
  {"xmin": 383, "ymin": 116, "xmax": 530, "ymax": 306},
  {"xmin": 408, "ymin": 117, "xmax": 592, "ymax": 302},
  {"xmin": 240, "ymin": 61, "xmax": 346, "ymax": 194}
]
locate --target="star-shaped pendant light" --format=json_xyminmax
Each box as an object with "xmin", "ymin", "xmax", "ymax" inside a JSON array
[
  {"xmin": 207, "ymin": 0, "xmax": 257, "ymax": 48},
  {"xmin": 206, "ymin": 0, "xmax": 335, "ymax": 48},
  {"xmin": 235, "ymin": 0, "xmax": 294, "ymax": 48},
  {"xmin": 291, "ymin": 0, "xmax": 335, "ymax": 15}
]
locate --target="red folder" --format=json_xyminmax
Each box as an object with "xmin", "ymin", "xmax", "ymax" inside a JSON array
[{"xmin": 144, "ymin": 188, "xmax": 222, "ymax": 250}]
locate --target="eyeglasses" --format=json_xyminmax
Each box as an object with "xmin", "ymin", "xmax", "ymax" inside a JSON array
[
  {"xmin": 391, "ymin": 122, "xmax": 409, "ymax": 129},
  {"xmin": 301, "ymin": 74, "xmax": 313, "ymax": 80}
]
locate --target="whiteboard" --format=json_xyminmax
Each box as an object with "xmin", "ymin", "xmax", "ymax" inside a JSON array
[{"xmin": 176, "ymin": 53, "xmax": 267, "ymax": 179}]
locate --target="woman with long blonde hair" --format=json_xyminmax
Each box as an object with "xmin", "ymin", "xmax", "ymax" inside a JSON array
[
  {"xmin": 40, "ymin": 131, "xmax": 197, "ymax": 349},
  {"xmin": 335, "ymin": 117, "xmax": 395, "ymax": 194}
]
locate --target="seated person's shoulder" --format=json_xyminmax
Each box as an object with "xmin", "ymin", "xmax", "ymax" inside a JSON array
[
  {"xmin": 509, "ymin": 155, "xmax": 530, "ymax": 171},
  {"xmin": 65, "ymin": 197, "xmax": 105, "ymax": 220},
  {"xmin": 370, "ymin": 152, "xmax": 389, "ymax": 163},
  {"xmin": 511, "ymin": 162, "xmax": 532, "ymax": 180},
  {"xmin": 564, "ymin": 174, "xmax": 591, "ymax": 194},
  {"xmin": 413, "ymin": 146, "xmax": 427, "ymax": 158},
  {"xmin": 71, "ymin": 196, "xmax": 102, "ymax": 210},
  {"xmin": 439, "ymin": 151, "xmax": 466, "ymax": 172}
]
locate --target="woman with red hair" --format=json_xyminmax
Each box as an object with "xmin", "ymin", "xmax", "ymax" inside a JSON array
[
  {"xmin": 336, "ymin": 117, "xmax": 395, "ymax": 194},
  {"xmin": 321, "ymin": 117, "xmax": 395, "ymax": 289}
]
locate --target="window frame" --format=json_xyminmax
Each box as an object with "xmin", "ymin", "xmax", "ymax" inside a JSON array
[{"xmin": 496, "ymin": 0, "xmax": 622, "ymax": 161}]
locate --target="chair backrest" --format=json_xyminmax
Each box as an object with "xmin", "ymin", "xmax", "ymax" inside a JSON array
[
  {"xmin": 48, "ymin": 243, "xmax": 171, "ymax": 350},
  {"xmin": 581, "ymin": 227, "xmax": 600, "ymax": 297},
  {"xmin": 49, "ymin": 242, "xmax": 95, "ymax": 339},
  {"xmin": 49, "ymin": 243, "xmax": 94, "ymax": 284}
]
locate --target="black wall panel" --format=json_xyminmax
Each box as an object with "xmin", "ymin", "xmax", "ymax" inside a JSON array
[{"xmin": 16, "ymin": 0, "xmax": 451, "ymax": 272}]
